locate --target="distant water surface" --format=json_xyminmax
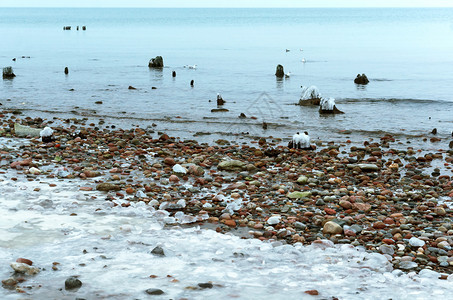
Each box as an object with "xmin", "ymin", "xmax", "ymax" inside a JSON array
[{"xmin": 1, "ymin": 8, "xmax": 452, "ymax": 145}]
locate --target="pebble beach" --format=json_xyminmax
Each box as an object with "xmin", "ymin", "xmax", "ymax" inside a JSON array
[{"xmin": 1, "ymin": 109, "xmax": 452, "ymax": 298}]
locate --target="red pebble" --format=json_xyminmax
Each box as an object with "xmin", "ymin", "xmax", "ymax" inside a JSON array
[{"xmin": 16, "ymin": 258, "xmax": 33, "ymax": 266}]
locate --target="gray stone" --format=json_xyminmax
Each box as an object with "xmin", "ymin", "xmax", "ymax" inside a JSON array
[
  {"xmin": 65, "ymin": 277, "xmax": 82, "ymax": 290},
  {"xmin": 14, "ymin": 123, "xmax": 42, "ymax": 137},
  {"xmin": 217, "ymin": 160, "xmax": 246, "ymax": 171},
  {"xmin": 287, "ymin": 191, "xmax": 311, "ymax": 199},
  {"xmin": 151, "ymin": 246, "xmax": 165, "ymax": 257},
  {"xmin": 297, "ymin": 176, "xmax": 308, "ymax": 184},
  {"xmin": 145, "ymin": 288, "xmax": 164, "ymax": 295},
  {"xmin": 347, "ymin": 163, "xmax": 380, "ymax": 171},
  {"xmin": 198, "ymin": 282, "xmax": 213, "ymax": 289}
]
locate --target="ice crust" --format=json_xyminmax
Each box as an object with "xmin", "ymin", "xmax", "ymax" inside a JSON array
[{"xmin": 1, "ymin": 170, "xmax": 452, "ymax": 299}]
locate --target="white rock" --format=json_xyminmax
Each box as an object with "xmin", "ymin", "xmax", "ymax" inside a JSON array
[
  {"xmin": 28, "ymin": 167, "xmax": 41, "ymax": 175},
  {"xmin": 408, "ymin": 237, "xmax": 425, "ymax": 247},
  {"xmin": 172, "ymin": 164, "xmax": 187, "ymax": 174},
  {"xmin": 40, "ymin": 126, "xmax": 54, "ymax": 137},
  {"xmin": 267, "ymin": 216, "xmax": 281, "ymax": 225}
]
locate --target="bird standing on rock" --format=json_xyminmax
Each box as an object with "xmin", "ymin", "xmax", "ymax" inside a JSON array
[{"xmin": 217, "ymin": 93, "xmax": 225, "ymax": 106}]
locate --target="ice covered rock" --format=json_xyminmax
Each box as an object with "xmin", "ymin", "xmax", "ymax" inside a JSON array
[
  {"xmin": 28, "ymin": 167, "xmax": 41, "ymax": 175},
  {"xmin": 319, "ymin": 97, "xmax": 344, "ymax": 114},
  {"xmin": 40, "ymin": 126, "xmax": 53, "ymax": 137},
  {"xmin": 298, "ymin": 86, "xmax": 321, "ymax": 105},
  {"xmin": 10, "ymin": 262, "xmax": 39, "ymax": 275}
]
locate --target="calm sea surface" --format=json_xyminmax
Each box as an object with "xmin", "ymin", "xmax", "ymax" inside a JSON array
[{"xmin": 1, "ymin": 8, "xmax": 452, "ymax": 144}]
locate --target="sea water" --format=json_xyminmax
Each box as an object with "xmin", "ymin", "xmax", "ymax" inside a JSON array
[{"xmin": 0, "ymin": 8, "xmax": 453, "ymax": 145}]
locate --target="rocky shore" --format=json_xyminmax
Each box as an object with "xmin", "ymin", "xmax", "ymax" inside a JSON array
[{"xmin": 1, "ymin": 110, "xmax": 452, "ymax": 278}]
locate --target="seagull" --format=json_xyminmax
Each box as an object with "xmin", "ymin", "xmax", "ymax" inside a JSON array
[
  {"xmin": 285, "ymin": 72, "xmax": 291, "ymax": 78},
  {"xmin": 188, "ymin": 64, "xmax": 197, "ymax": 69},
  {"xmin": 301, "ymin": 58, "xmax": 306, "ymax": 63}
]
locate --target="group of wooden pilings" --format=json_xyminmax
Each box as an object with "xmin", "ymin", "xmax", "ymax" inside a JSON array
[{"xmin": 63, "ymin": 26, "xmax": 87, "ymax": 31}]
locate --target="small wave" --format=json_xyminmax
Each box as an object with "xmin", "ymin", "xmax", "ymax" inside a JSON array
[
  {"xmin": 372, "ymin": 78, "xmax": 393, "ymax": 82},
  {"xmin": 338, "ymin": 98, "xmax": 448, "ymax": 104}
]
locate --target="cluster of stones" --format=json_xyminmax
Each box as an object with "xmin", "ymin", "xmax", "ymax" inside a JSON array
[{"xmin": 0, "ymin": 110, "xmax": 452, "ymax": 276}]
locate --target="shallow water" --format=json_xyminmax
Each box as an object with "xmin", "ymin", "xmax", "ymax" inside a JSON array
[{"xmin": 1, "ymin": 8, "xmax": 453, "ymax": 144}]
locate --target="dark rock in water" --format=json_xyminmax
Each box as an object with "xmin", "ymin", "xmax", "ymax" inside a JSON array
[
  {"xmin": 172, "ymin": 71, "xmax": 176, "ymax": 77},
  {"xmin": 299, "ymin": 98, "xmax": 321, "ymax": 106},
  {"xmin": 77, "ymin": 26, "xmax": 79, "ymax": 30},
  {"xmin": 354, "ymin": 73, "xmax": 369, "ymax": 84},
  {"xmin": 431, "ymin": 128, "xmax": 437, "ymax": 135},
  {"xmin": 262, "ymin": 122, "xmax": 268, "ymax": 130},
  {"xmin": 151, "ymin": 246, "xmax": 165, "ymax": 257},
  {"xmin": 63, "ymin": 26, "xmax": 71, "ymax": 30},
  {"xmin": 145, "ymin": 288, "xmax": 164, "ymax": 295},
  {"xmin": 12, "ymin": 58, "xmax": 16, "ymax": 61},
  {"xmin": 152, "ymin": 86, "xmax": 157, "ymax": 89},
  {"xmin": 2, "ymin": 278, "xmax": 17, "ymax": 287},
  {"xmin": 82, "ymin": 26, "xmax": 86, "ymax": 30},
  {"xmin": 3, "ymin": 66, "xmax": 16, "ymax": 79},
  {"xmin": 148, "ymin": 56, "xmax": 164, "ymax": 68},
  {"xmin": 198, "ymin": 282, "xmax": 213, "ymax": 289},
  {"xmin": 217, "ymin": 94, "xmax": 225, "ymax": 106},
  {"xmin": 319, "ymin": 106, "xmax": 344, "ymax": 114},
  {"xmin": 65, "ymin": 277, "xmax": 82, "ymax": 290},
  {"xmin": 449, "ymin": 141, "xmax": 453, "ymax": 149},
  {"xmin": 95, "ymin": 101, "xmax": 103, "ymax": 104},
  {"xmin": 128, "ymin": 85, "xmax": 136, "ymax": 90},
  {"xmin": 190, "ymin": 79, "xmax": 194, "ymax": 86},
  {"xmin": 211, "ymin": 108, "xmax": 229, "ymax": 113},
  {"xmin": 64, "ymin": 67, "xmax": 69, "ymax": 75},
  {"xmin": 275, "ymin": 64, "xmax": 284, "ymax": 78},
  {"xmin": 238, "ymin": 113, "xmax": 246, "ymax": 118}
]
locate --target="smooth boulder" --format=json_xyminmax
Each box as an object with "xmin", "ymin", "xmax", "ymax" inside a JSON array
[
  {"xmin": 148, "ymin": 56, "xmax": 164, "ymax": 68},
  {"xmin": 354, "ymin": 73, "xmax": 369, "ymax": 84}
]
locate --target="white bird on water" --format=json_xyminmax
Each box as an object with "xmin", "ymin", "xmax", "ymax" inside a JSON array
[
  {"xmin": 301, "ymin": 58, "xmax": 306, "ymax": 63},
  {"xmin": 188, "ymin": 64, "xmax": 197, "ymax": 69},
  {"xmin": 285, "ymin": 72, "xmax": 291, "ymax": 78}
]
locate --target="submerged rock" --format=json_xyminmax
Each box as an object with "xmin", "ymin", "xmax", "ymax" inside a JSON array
[
  {"xmin": 10, "ymin": 262, "xmax": 39, "ymax": 275},
  {"xmin": 275, "ymin": 64, "xmax": 284, "ymax": 78},
  {"xmin": 354, "ymin": 73, "xmax": 369, "ymax": 84},
  {"xmin": 65, "ymin": 277, "xmax": 82, "ymax": 290},
  {"xmin": 148, "ymin": 56, "xmax": 164, "ymax": 68},
  {"xmin": 64, "ymin": 67, "xmax": 69, "ymax": 74},
  {"xmin": 3, "ymin": 66, "xmax": 16, "ymax": 79},
  {"xmin": 145, "ymin": 288, "xmax": 164, "ymax": 295}
]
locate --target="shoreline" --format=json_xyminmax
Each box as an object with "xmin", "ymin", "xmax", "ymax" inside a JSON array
[{"xmin": 1, "ymin": 109, "xmax": 452, "ymax": 275}]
